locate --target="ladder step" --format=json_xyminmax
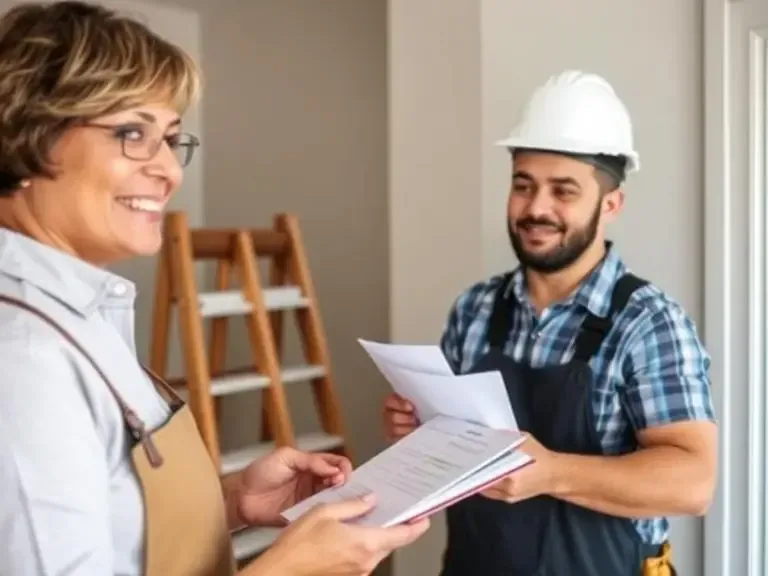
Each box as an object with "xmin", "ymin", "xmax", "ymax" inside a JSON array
[
  {"xmin": 211, "ymin": 364, "xmax": 326, "ymax": 396},
  {"xmin": 197, "ymin": 286, "xmax": 309, "ymax": 317},
  {"xmin": 263, "ymin": 286, "xmax": 310, "ymax": 309},
  {"xmin": 220, "ymin": 432, "xmax": 346, "ymax": 476},
  {"xmin": 232, "ymin": 525, "xmax": 281, "ymax": 560},
  {"xmin": 170, "ymin": 364, "xmax": 327, "ymax": 397}
]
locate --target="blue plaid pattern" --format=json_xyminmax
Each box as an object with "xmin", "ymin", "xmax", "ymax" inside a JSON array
[{"xmin": 439, "ymin": 244, "xmax": 716, "ymax": 544}]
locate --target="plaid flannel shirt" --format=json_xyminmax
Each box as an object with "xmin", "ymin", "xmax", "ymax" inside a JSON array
[{"xmin": 439, "ymin": 243, "xmax": 716, "ymax": 544}]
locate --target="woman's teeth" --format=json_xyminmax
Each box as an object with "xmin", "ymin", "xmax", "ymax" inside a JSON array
[{"xmin": 116, "ymin": 197, "xmax": 164, "ymax": 213}]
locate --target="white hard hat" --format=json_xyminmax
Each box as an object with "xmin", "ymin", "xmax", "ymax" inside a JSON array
[{"xmin": 496, "ymin": 70, "xmax": 640, "ymax": 174}]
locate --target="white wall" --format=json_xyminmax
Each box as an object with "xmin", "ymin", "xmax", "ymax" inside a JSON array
[{"xmin": 389, "ymin": 1, "xmax": 705, "ymax": 574}]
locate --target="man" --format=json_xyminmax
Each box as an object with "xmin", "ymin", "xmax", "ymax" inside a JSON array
[{"xmin": 382, "ymin": 70, "xmax": 717, "ymax": 576}]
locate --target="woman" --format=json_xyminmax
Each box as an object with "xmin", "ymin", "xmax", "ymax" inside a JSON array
[{"xmin": 0, "ymin": 2, "xmax": 428, "ymax": 575}]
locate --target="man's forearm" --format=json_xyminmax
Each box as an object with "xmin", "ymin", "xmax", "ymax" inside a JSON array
[
  {"xmin": 221, "ymin": 471, "xmax": 246, "ymax": 532},
  {"xmin": 551, "ymin": 445, "xmax": 714, "ymax": 518}
]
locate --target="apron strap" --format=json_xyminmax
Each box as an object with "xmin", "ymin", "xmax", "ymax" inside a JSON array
[
  {"xmin": 0, "ymin": 294, "xmax": 167, "ymax": 467},
  {"xmin": 487, "ymin": 272, "xmax": 516, "ymax": 349},
  {"xmin": 571, "ymin": 272, "xmax": 648, "ymax": 362}
]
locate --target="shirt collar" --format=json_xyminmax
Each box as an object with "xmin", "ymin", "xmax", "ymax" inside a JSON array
[
  {"xmin": 510, "ymin": 241, "xmax": 627, "ymax": 318},
  {"xmin": 0, "ymin": 228, "xmax": 136, "ymax": 316}
]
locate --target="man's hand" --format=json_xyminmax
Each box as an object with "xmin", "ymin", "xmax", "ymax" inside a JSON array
[
  {"xmin": 481, "ymin": 433, "xmax": 559, "ymax": 504},
  {"xmin": 235, "ymin": 447, "xmax": 353, "ymax": 527},
  {"xmin": 480, "ymin": 421, "xmax": 718, "ymax": 519},
  {"xmin": 383, "ymin": 393, "xmax": 420, "ymax": 442}
]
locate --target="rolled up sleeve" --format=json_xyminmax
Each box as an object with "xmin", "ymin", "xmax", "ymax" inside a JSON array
[
  {"xmin": 620, "ymin": 303, "xmax": 716, "ymax": 431},
  {"xmin": 0, "ymin": 342, "xmax": 113, "ymax": 576}
]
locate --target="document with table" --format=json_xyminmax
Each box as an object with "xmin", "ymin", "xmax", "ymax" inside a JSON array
[{"xmin": 280, "ymin": 339, "xmax": 533, "ymax": 527}]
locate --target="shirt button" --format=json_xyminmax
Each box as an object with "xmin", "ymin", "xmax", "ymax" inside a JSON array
[{"xmin": 112, "ymin": 282, "xmax": 128, "ymax": 296}]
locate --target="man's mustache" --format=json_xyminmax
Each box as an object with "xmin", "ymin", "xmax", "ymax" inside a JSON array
[{"xmin": 515, "ymin": 217, "xmax": 565, "ymax": 233}]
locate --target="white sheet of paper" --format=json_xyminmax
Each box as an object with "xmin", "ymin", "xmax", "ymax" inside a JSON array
[
  {"xmin": 281, "ymin": 415, "xmax": 527, "ymax": 527},
  {"xmin": 358, "ymin": 338, "xmax": 454, "ymax": 375},
  {"xmin": 392, "ymin": 363, "xmax": 518, "ymax": 430},
  {"xmin": 358, "ymin": 339, "xmax": 518, "ymax": 430}
]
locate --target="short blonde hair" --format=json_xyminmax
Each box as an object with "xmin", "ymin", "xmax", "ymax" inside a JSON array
[{"xmin": 0, "ymin": 1, "xmax": 201, "ymax": 192}]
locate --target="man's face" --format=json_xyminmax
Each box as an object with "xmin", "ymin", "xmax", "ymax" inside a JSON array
[{"xmin": 506, "ymin": 151, "xmax": 621, "ymax": 273}]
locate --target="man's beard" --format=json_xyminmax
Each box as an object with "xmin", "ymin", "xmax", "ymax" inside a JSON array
[{"xmin": 507, "ymin": 202, "xmax": 601, "ymax": 274}]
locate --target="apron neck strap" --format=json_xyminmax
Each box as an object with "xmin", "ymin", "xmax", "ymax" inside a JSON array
[
  {"xmin": 571, "ymin": 273, "xmax": 648, "ymax": 362},
  {"xmin": 487, "ymin": 272, "xmax": 517, "ymax": 349},
  {"xmin": 0, "ymin": 294, "xmax": 169, "ymax": 467}
]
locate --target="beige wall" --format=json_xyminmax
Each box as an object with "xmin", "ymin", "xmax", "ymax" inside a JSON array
[
  {"xmin": 99, "ymin": 0, "xmax": 204, "ymax": 379},
  {"xmin": 193, "ymin": 4, "xmax": 391, "ymax": 569},
  {"xmin": 389, "ymin": 0, "xmax": 704, "ymax": 575},
  {"xmin": 192, "ymin": 0, "xmax": 391, "ymax": 481}
]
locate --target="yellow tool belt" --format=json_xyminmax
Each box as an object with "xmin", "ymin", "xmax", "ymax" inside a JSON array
[{"xmin": 642, "ymin": 542, "xmax": 676, "ymax": 576}]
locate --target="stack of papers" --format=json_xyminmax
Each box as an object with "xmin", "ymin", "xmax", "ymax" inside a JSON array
[{"xmin": 280, "ymin": 339, "xmax": 533, "ymax": 527}]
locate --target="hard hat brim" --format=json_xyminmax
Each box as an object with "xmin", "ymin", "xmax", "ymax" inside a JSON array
[{"xmin": 495, "ymin": 136, "xmax": 640, "ymax": 173}]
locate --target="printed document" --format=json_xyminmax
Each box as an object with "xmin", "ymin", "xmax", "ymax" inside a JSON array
[
  {"xmin": 281, "ymin": 414, "xmax": 532, "ymax": 527},
  {"xmin": 281, "ymin": 339, "xmax": 531, "ymax": 527}
]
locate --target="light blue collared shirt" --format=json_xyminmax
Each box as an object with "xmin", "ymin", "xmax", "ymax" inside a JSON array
[{"xmin": 0, "ymin": 228, "xmax": 171, "ymax": 576}]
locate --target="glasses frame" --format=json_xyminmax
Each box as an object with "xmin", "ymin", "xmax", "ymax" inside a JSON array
[{"xmin": 83, "ymin": 121, "xmax": 201, "ymax": 168}]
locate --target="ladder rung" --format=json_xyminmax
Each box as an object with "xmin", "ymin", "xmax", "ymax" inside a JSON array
[
  {"xmin": 170, "ymin": 364, "xmax": 327, "ymax": 397},
  {"xmin": 263, "ymin": 286, "xmax": 310, "ymax": 309},
  {"xmin": 232, "ymin": 525, "xmax": 281, "ymax": 560},
  {"xmin": 279, "ymin": 364, "xmax": 328, "ymax": 382},
  {"xmin": 197, "ymin": 286, "xmax": 309, "ymax": 317},
  {"xmin": 198, "ymin": 290, "xmax": 251, "ymax": 316},
  {"xmin": 220, "ymin": 432, "xmax": 346, "ymax": 476},
  {"xmin": 210, "ymin": 364, "xmax": 326, "ymax": 395}
]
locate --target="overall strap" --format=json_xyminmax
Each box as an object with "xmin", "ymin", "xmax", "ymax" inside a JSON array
[
  {"xmin": 571, "ymin": 273, "xmax": 648, "ymax": 362},
  {"xmin": 487, "ymin": 272, "xmax": 516, "ymax": 349},
  {"xmin": 0, "ymin": 294, "xmax": 166, "ymax": 467}
]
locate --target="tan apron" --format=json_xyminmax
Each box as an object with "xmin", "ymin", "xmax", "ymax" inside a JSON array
[{"xmin": 0, "ymin": 295, "xmax": 237, "ymax": 576}]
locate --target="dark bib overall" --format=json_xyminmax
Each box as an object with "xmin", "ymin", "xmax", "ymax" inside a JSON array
[{"xmin": 441, "ymin": 272, "xmax": 663, "ymax": 576}]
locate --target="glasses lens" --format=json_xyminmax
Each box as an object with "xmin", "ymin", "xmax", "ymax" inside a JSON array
[
  {"xmin": 119, "ymin": 125, "xmax": 198, "ymax": 167},
  {"xmin": 174, "ymin": 134, "xmax": 198, "ymax": 168}
]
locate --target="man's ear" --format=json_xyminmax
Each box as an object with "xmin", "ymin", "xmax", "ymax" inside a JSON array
[{"xmin": 602, "ymin": 188, "xmax": 625, "ymax": 221}]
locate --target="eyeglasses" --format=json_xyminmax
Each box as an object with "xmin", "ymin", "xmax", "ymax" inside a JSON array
[{"xmin": 83, "ymin": 121, "xmax": 200, "ymax": 168}]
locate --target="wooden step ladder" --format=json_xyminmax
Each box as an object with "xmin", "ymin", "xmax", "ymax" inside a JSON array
[{"xmin": 148, "ymin": 210, "xmax": 351, "ymax": 561}]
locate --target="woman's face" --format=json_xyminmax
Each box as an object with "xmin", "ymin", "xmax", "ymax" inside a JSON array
[{"xmin": 22, "ymin": 103, "xmax": 185, "ymax": 264}]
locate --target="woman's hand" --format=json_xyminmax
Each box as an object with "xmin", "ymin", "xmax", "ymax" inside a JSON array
[
  {"xmin": 246, "ymin": 495, "xmax": 430, "ymax": 576},
  {"xmin": 235, "ymin": 446, "xmax": 352, "ymax": 527}
]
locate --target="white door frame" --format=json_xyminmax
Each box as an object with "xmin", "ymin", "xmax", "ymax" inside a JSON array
[
  {"xmin": 703, "ymin": 4, "xmax": 732, "ymax": 574},
  {"xmin": 704, "ymin": 1, "xmax": 768, "ymax": 575}
]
